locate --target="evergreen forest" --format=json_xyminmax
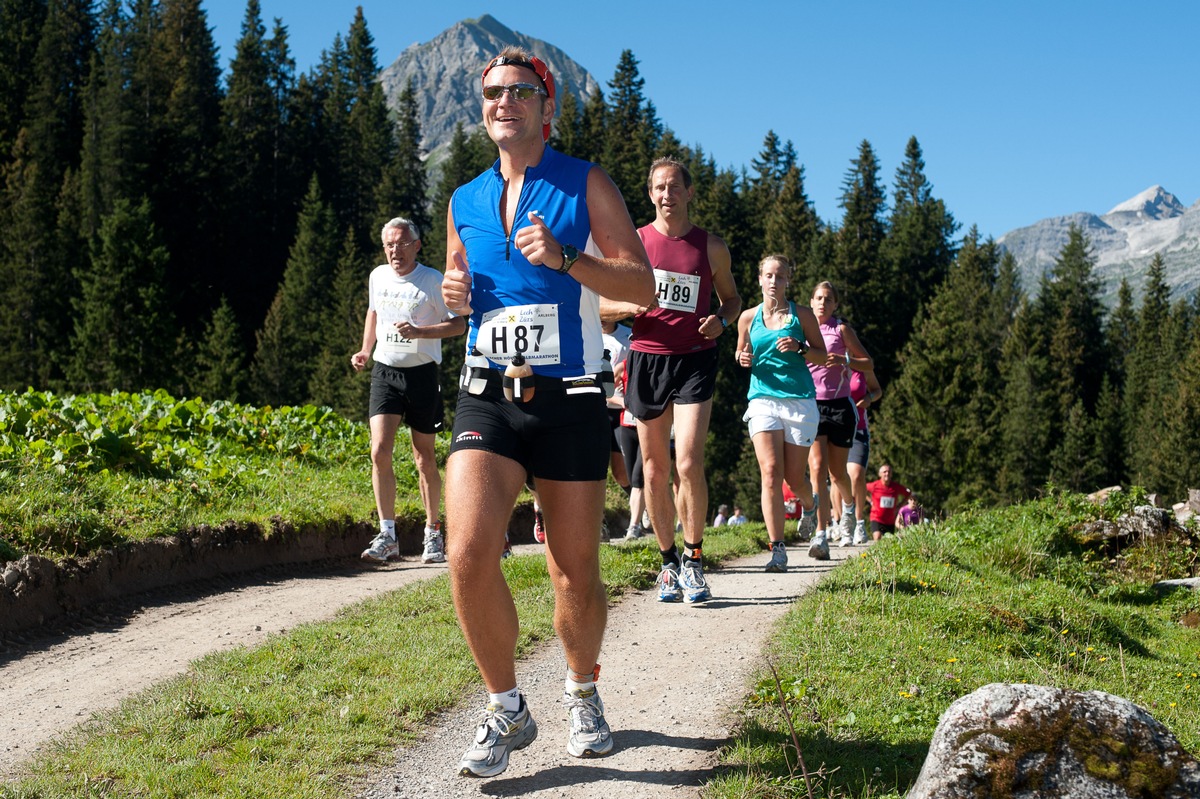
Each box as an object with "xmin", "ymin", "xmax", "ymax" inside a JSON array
[{"xmin": 2, "ymin": 0, "xmax": 1198, "ymax": 518}]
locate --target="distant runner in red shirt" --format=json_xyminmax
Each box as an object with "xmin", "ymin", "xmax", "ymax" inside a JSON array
[{"xmin": 866, "ymin": 463, "xmax": 911, "ymax": 538}]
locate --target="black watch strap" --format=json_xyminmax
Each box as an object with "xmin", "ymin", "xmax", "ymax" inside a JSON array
[{"xmin": 558, "ymin": 244, "xmax": 579, "ymax": 274}]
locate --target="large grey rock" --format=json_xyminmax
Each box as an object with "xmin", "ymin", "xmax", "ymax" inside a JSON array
[
  {"xmin": 908, "ymin": 683, "xmax": 1200, "ymax": 799},
  {"xmin": 1076, "ymin": 505, "xmax": 1177, "ymax": 546}
]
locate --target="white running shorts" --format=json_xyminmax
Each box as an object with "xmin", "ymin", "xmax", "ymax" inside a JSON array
[{"xmin": 743, "ymin": 396, "xmax": 819, "ymax": 447}]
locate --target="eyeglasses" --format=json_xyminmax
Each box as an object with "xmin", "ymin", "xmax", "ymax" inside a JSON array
[
  {"xmin": 482, "ymin": 82, "xmax": 547, "ymax": 102},
  {"xmin": 384, "ymin": 240, "xmax": 418, "ymax": 251}
]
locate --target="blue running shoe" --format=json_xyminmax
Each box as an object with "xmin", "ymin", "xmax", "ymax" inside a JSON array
[{"xmin": 656, "ymin": 563, "xmax": 683, "ymax": 602}]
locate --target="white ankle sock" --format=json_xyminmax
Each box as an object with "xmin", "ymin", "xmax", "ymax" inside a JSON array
[{"xmin": 488, "ymin": 688, "xmax": 521, "ymax": 712}]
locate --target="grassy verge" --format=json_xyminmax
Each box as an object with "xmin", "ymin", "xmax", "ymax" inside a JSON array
[
  {"xmin": 2, "ymin": 525, "xmax": 765, "ymax": 798},
  {"xmin": 0, "ymin": 391, "xmax": 435, "ymax": 561},
  {"xmin": 705, "ymin": 491, "xmax": 1200, "ymax": 799}
]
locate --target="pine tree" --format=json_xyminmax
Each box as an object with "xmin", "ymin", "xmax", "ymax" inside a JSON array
[
  {"xmin": 995, "ymin": 297, "xmax": 1053, "ymax": 500},
  {"xmin": 833, "ymin": 140, "xmax": 888, "ymax": 369},
  {"xmin": 1049, "ymin": 399, "xmax": 1102, "ymax": 493},
  {"xmin": 193, "ymin": 296, "xmax": 247, "ymax": 402},
  {"xmin": 576, "ymin": 86, "xmax": 606, "ymax": 165},
  {"xmin": 1125, "ymin": 254, "xmax": 1179, "ymax": 488},
  {"xmin": 153, "ymin": 0, "xmax": 222, "ymax": 325},
  {"xmin": 216, "ymin": 0, "xmax": 294, "ymax": 340},
  {"xmin": 374, "ymin": 78, "xmax": 430, "ymax": 247},
  {"xmin": 549, "ymin": 81, "xmax": 580, "ymax": 159},
  {"xmin": 880, "ymin": 136, "xmax": 958, "ymax": 379},
  {"xmin": 0, "ymin": 0, "xmax": 47, "ymax": 165},
  {"xmin": 762, "ymin": 164, "xmax": 819, "ymax": 268},
  {"xmin": 250, "ymin": 176, "xmax": 340, "ymax": 405},
  {"xmin": 1038, "ymin": 224, "xmax": 1107, "ymax": 418},
  {"xmin": 602, "ymin": 50, "xmax": 659, "ymax": 225},
  {"xmin": 1105, "ymin": 278, "xmax": 1136, "ymax": 392},
  {"xmin": 1148, "ymin": 322, "xmax": 1200, "ymax": 499},
  {"xmin": 67, "ymin": 197, "xmax": 175, "ymax": 392},
  {"xmin": 0, "ymin": 0, "xmax": 93, "ymax": 389},
  {"xmin": 874, "ymin": 229, "xmax": 1005, "ymax": 511},
  {"xmin": 309, "ymin": 229, "xmax": 370, "ymax": 418},
  {"xmin": 79, "ymin": 0, "xmax": 136, "ymax": 236},
  {"xmin": 1092, "ymin": 374, "xmax": 1125, "ymax": 487},
  {"xmin": 745, "ymin": 130, "xmax": 797, "ymax": 249}
]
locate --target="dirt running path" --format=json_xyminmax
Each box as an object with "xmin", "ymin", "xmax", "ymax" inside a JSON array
[{"xmin": 1, "ymin": 542, "xmax": 855, "ymax": 794}]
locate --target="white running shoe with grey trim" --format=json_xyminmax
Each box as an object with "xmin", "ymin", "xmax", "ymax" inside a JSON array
[
  {"xmin": 458, "ymin": 695, "xmax": 538, "ymax": 778},
  {"xmin": 564, "ymin": 685, "xmax": 613, "ymax": 757},
  {"xmin": 361, "ymin": 531, "xmax": 398, "ymax": 562},
  {"xmin": 422, "ymin": 528, "xmax": 446, "ymax": 563}
]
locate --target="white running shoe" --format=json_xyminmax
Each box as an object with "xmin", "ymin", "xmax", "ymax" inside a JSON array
[
  {"xmin": 458, "ymin": 695, "xmax": 538, "ymax": 778},
  {"xmin": 624, "ymin": 523, "xmax": 643, "ymax": 540},
  {"xmin": 841, "ymin": 503, "xmax": 857, "ymax": 541},
  {"xmin": 765, "ymin": 541, "xmax": 788, "ymax": 573},
  {"xmin": 564, "ymin": 685, "xmax": 613, "ymax": 757},
  {"xmin": 838, "ymin": 532, "xmax": 853, "ymax": 548},
  {"xmin": 808, "ymin": 533, "xmax": 830, "ymax": 560},
  {"xmin": 422, "ymin": 528, "xmax": 446, "ymax": 563},
  {"xmin": 796, "ymin": 508, "xmax": 816, "ymax": 541},
  {"xmin": 679, "ymin": 559, "xmax": 711, "ymax": 603},
  {"xmin": 362, "ymin": 531, "xmax": 398, "ymax": 562},
  {"xmin": 853, "ymin": 520, "xmax": 869, "ymax": 545}
]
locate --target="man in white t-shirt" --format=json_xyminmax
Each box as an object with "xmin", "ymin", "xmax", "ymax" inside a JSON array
[{"xmin": 353, "ymin": 217, "xmax": 465, "ymax": 564}]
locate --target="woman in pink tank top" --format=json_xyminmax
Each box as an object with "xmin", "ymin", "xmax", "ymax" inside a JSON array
[{"xmin": 803, "ymin": 281, "xmax": 874, "ymax": 559}]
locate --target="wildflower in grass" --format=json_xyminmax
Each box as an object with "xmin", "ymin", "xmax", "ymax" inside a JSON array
[
  {"xmin": 1099, "ymin": 656, "xmax": 1108, "ymax": 662},
  {"xmin": 1086, "ymin": 647, "xmax": 1094, "ymax": 652},
  {"xmin": 1069, "ymin": 652, "xmax": 1077, "ymax": 657},
  {"xmin": 1060, "ymin": 628, "xmax": 1068, "ymax": 635},
  {"xmin": 946, "ymin": 658, "xmax": 958, "ymax": 663}
]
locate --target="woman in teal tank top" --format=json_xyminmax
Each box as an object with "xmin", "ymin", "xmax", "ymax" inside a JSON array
[{"xmin": 734, "ymin": 255, "xmax": 827, "ymax": 573}]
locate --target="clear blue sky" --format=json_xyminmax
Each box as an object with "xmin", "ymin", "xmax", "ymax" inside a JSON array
[{"xmin": 204, "ymin": 0, "xmax": 1200, "ymax": 240}]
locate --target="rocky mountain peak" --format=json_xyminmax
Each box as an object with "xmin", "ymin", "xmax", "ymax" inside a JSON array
[
  {"xmin": 1105, "ymin": 185, "xmax": 1186, "ymax": 221},
  {"xmin": 377, "ymin": 16, "xmax": 599, "ymax": 165}
]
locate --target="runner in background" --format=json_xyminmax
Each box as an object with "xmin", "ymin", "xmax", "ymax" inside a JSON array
[
  {"xmin": 830, "ymin": 367, "xmax": 883, "ymax": 546},
  {"xmin": 805, "ymin": 281, "xmax": 873, "ymax": 560},
  {"xmin": 866, "ymin": 463, "xmax": 912, "ymax": 538},
  {"xmin": 735, "ymin": 254, "xmax": 825, "ymax": 572},
  {"xmin": 355, "ymin": 217, "xmax": 465, "ymax": 565},
  {"xmin": 605, "ymin": 157, "xmax": 741, "ymax": 604}
]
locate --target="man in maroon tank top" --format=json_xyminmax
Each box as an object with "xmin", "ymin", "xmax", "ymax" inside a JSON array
[{"xmin": 603, "ymin": 157, "xmax": 740, "ymax": 604}]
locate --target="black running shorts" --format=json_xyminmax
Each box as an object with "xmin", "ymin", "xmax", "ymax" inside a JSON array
[
  {"xmin": 369, "ymin": 361, "xmax": 444, "ymax": 434},
  {"xmin": 623, "ymin": 348, "xmax": 718, "ymax": 422},
  {"xmin": 449, "ymin": 387, "xmax": 610, "ymax": 482},
  {"xmin": 815, "ymin": 396, "xmax": 857, "ymax": 449}
]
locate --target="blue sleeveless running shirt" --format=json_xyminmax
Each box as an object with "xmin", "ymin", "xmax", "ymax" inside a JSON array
[
  {"xmin": 452, "ymin": 147, "xmax": 601, "ymax": 378},
  {"xmin": 748, "ymin": 302, "xmax": 817, "ymax": 401}
]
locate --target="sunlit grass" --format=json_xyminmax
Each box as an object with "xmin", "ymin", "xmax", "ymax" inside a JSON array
[{"xmin": 705, "ymin": 491, "xmax": 1200, "ymax": 799}]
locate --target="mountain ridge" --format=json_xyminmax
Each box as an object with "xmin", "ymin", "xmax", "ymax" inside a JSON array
[{"xmin": 997, "ymin": 185, "xmax": 1200, "ymax": 305}]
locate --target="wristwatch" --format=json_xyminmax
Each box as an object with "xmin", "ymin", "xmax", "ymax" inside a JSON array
[{"xmin": 558, "ymin": 244, "xmax": 579, "ymax": 274}]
